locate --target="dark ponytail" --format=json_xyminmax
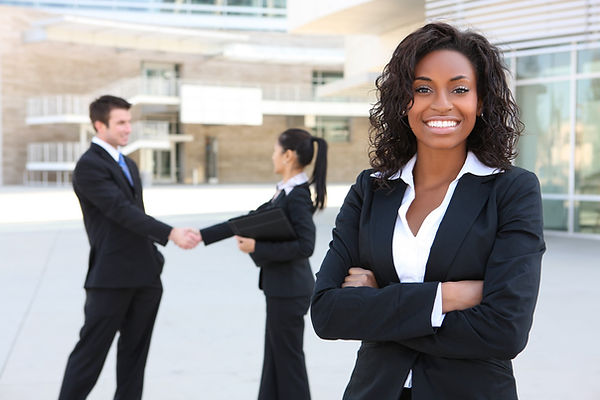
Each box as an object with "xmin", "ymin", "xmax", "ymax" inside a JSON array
[{"xmin": 278, "ymin": 128, "xmax": 328, "ymax": 211}]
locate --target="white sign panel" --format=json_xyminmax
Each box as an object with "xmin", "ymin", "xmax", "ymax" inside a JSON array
[{"xmin": 180, "ymin": 84, "xmax": 263, "ymax": 126}]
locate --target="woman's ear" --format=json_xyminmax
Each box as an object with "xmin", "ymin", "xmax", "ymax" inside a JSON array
[
  {"xmin": 477, "ymin": 99, "xmax": 483, "ymax": 117},
  {"xmin": 282, "ymin": 149, "xmax": 293, "ymax": 165}
]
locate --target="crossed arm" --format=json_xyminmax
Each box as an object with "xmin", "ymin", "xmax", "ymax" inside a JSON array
[
  {"xmin": 343, "ymin": 267, "xmax": 483, "ymax": 314},
  {"xmin": 311, "ymin": 169, "xmax": 544, "ymax": 360}
]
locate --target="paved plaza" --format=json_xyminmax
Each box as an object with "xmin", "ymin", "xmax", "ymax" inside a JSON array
[{"xmin": 0, "ymin": 185, "xmax": 599, "ymax": 399}]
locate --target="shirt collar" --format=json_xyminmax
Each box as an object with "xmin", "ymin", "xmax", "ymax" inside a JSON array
[
  {"xmin": 92, "ymin": 136, "xmax": 120, "ymax": 162},
  {"xmin": 276, "ymin": 172, "xmax": 309, "ymax": 195},
  {"xmin": 373, "ymin": 151, "xmax": 500, "ymax": 186}
]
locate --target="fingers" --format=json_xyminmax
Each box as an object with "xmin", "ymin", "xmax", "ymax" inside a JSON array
[
  {"xmin": 234, "ymin": 235, "xmax": 255, "ymax": 254},
  {"xmin": 342, "ymin": 267, "xmax": 379, "ymax": 288},
  {"xmin": 169, "ymin": 227, "xmax": 202, "ymax": 250}
]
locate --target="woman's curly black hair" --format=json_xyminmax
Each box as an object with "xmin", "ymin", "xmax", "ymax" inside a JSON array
[{"xmin": 369, "ymin": 22, "xmax": 523, "ymax": 183}]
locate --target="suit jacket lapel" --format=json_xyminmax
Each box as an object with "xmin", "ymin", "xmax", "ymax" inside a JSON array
[
  {"xmin": 425, "ymin": 173, "xmax": 494, "ymax": 282},
  {"xmin": 370, "ymin": 180, "xmax": 407, "ymax": 286},
  {"xmin": 91, "ymin": 144, "xmax": 135, "ymax": 197}
]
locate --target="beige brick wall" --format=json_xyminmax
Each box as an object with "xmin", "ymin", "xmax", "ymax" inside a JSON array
[
  {"xmin": 181, "ymin": 115, "xmax": 371, "ymax": 184},
  {"xmin": 0, "ymin": 6, "xmax": 371, "ymax": 185}
]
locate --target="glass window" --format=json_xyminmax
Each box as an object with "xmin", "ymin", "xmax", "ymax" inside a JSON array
[
  {"xmin": 578, "ymin": 48, "xmax": 600, "ymax": 73},
  {"xmin": 312, "ymin": 70, "xmax": 343, "ymax": 86},
  {"xmin": 314, "ymin": 116, "xmax": 350, "ymax": 143},
  {"xmin": 516, "ymin": 52, "xmax": 571, "ymax": 79},
  {"xmin": 141, "ymin": 62, "xmax": 180, "ymax": 96},
  {"xmin": 516, "ymin": 82, "xmax": 571, "ymax": 194},
  {"xmin": 543, "ymin": 199, "xmax": 569, "ymax": 231},
  {"xmin": 575, "ymin": 201, "xmax": 600, "ymax": 233},
  {"xmin": 575, "ymin": 78, "xmax": 600, "ymax": 194}
]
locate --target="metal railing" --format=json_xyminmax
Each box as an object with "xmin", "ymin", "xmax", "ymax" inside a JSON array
[
  {"xmin": 27, "ymin": 76, "xmax": 179, "ymax": 119},
  {"xmin": 26, "ymin": 77, "xmax": 368, "ymax": 120},
  {"xmin": 26, "ymin": 142, "xmax": 86, "ymax": 165},
  {"xmin": 97, "ymin": 76, "xmax": 180, "ymax": 99},
  {"xmin": 27, "ymin": 95, "xmax": 91, "ymax": 119},
  {"xmin": 130, "ymin": 121, "xmax": 171, "ymax": 141},
  {"xmin": 191, "ymin": 80, "xmax": 368, "ymax": 103}
]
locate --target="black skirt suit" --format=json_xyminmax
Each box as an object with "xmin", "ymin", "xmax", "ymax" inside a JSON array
[
  {"xmin": 201, "ymin": 183, "xmax": 315, "ymax": 400},
  {"xmin": 311, "ymin": 167, "xmax": 545, "ymax": 400}
]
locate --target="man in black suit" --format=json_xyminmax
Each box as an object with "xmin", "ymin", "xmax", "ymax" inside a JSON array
[{"xmin": 58, "ymin": 95, "xmax": 201, "ymax": 400}]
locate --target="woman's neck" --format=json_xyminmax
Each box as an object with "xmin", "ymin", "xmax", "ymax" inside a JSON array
[
  {"xmin": 412, "ymin": 147, "xmax": 467, "ymax": 189},
  {"xmin": 281, "ymin": 167, "xmax": 304, "ymax": 183}
]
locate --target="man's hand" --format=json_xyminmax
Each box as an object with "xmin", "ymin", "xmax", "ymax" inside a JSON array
[
  {"xmin": 235, "ymin": 235, "xmax": 255, "ymax": 254},
  {"xmin": 169, "ymin": 227, "xmax": 201, "ymax": 249},
  {"xmin": 342, "ymin": 267, "xmax": 379, "ymax": 288}
]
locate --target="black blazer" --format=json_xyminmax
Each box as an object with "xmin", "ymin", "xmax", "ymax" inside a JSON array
[
  {"xmin": 311, "ymin": 167, "xmax": 545, "ymax": 400},
  {"xmin": 201, "ymin": 183, "xmax": 315, "ymax": 298},
  {"xmin": 72, "ymin": 143, "xmax": 172, "ymax": 288}
]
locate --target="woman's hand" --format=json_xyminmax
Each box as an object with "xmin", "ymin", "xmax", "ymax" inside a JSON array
[
  {"xmin": 235, "ymin": 235, "xmax": 256, "ymax": 254},
  {"xmin": 342, "ymin": 267, "xmax": 379, "ymax": 288},
  {"xmin": 441, "ymin": 280, "xmax": 484, "ymax": 313}
]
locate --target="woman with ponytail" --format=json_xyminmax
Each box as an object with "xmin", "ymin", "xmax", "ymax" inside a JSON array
[{"xmin": 199, "ymin": 128, "xmax": 327, "ymax": 400}]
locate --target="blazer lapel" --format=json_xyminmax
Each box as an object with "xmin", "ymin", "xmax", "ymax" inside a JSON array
[
  {"xmin": 424, "ymin": 173, "xmax": 495, "ymax": 282},
  {"xmin": 369, "ymin": 180, "xmax": 407, "ymax": 286},
  {"xmin": 91, "ymin": 144, "xmax": 135, "ymax": 197}
]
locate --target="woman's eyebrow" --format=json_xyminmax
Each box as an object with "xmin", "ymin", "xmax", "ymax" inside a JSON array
[{"xmin": 414, "ymin": 75, "xmax": 470, "ymax": 82}]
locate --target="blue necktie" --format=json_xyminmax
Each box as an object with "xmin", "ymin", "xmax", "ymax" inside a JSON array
[{"xmin": 118, "ymin": 153, "xmax": 134, "ymax": 186}]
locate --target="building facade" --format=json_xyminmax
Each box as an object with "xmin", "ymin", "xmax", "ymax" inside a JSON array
[
  {"xmin": 0, "ymin": 1, "xmax": 372, "ymax": 188},
  {"xmin": 288, "ymin": 0, "xmax": 600, "ymax": 236},
  {"xmin": 2, "ymin": 0, "xmax": 600, "ymax": 236}
]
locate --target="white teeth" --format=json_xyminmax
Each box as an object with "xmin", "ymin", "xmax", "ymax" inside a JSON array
[{"xmin": 427, "ymin": 120, "xmax": 458, "ymax": 128}]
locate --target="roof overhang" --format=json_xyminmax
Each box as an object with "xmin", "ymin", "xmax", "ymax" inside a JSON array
[
  {"xmin": 23, "ymin": 14, "xmax": 248, "ymax": 55},
  {"xmin": 289, "ymin": 0, "xmax": 424, "ymax": 36}
]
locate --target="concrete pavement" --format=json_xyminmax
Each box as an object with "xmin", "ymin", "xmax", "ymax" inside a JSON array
[{"xmin": 0, "ymin": 185, "xmax": 599, "ymax": 399}]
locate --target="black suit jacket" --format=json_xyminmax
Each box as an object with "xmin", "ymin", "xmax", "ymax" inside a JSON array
[
  {"xmin": 311, "ymin": 167, "xmax": 545, "ymax": 400},
  {"xmin": 72, "ymin": 143, "xmax": 172, "ymax": 288},
  {"xmin": 201, "ymin": 183, "xmax": 315, "ymax": 298}
]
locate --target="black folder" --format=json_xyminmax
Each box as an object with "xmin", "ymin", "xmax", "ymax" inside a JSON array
[{"xmin": 227, "ymin": 208, "xmax": 296, "ymax": 241}]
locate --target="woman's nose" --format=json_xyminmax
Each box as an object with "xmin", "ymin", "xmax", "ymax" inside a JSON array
[{"xmin": 431, "ymin": 92, "xmax": 452, "ymax": 113}]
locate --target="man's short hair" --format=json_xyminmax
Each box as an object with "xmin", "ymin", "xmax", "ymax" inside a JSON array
[{"xmin": 89, "ymin": 95, "xmax": 131, "ymax": 132}]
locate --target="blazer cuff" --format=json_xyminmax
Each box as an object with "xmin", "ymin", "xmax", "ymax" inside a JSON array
[
  {"xmin": 200, "ymin": 222, "xmax": 234, "ymax": 245},
  {"xmin": 149, "ymin": 221, "xmax": 173, "ymax": 246}
]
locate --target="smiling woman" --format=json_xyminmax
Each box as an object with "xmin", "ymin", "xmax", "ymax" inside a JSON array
[{"xmin": 310, "ymin": 22, "xmax": 545, "ymax": 400}]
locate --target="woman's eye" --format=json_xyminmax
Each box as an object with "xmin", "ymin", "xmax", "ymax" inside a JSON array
[
  {"xmin": 415, "ymin": 86, "xmax": 431, "ymax": 94},
  {"xmin": 453, "ymin": 86, "xmax": 469, "ymax": 94}
]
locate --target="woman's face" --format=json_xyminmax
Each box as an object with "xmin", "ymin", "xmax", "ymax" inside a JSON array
[
  {"xmin": 272, "ymin": 142, "xmax": 286, "ymax": 174},
  {"xmin": 407, "ymin": 49, "xmax": 481, "ymax": 153}
]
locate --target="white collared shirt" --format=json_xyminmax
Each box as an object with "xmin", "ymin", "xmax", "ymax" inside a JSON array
[
  {"xmin": 273, "ymin": 172, "xmax": 309, "ymax": 199},
  {"xmin": 92, "ymin": 136, "xmax": 120, "ymax": 162},
  {"xmin": 389, "ymin": 151, "xmax": 499, "ymax": 387}
]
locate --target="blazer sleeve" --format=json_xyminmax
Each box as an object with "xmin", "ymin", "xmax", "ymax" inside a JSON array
[
  {"xmin": 311, "ymin": 171, "xmax": 439, "ymax": 342},
  {"xmin": 200, "ymin": 222, "xmax": 234, "ymax": 245},
  {"xmin": 200, "ymin": 200, "xmax": 275, "ymax": 246},
  {"xmin": 250, "ymin": 188, "xmax": 316, "ymax": 265},
  {"xmin": 73, "ymin": 155, "xmax": 172, "ymax": 245},
  {"xmin": 399, "ymin": 170, "xmax": 545, "ymax": 359}
]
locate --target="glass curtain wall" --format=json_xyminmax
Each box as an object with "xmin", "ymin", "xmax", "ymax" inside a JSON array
[{"xmin": 513, "ymin": 44, "xmax": 600, "ymax": 235}]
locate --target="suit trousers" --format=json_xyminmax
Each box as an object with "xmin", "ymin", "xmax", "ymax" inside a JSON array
[
  {"xmin": 58, "ymin": 286, "xmax": 162, "ymax": 400},
  {"xmin": 258, "ymin": 295, "xmax": 311, "ymax": 400}
]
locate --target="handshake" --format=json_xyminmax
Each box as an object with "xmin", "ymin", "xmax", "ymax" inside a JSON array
[{"xmin": 168, "ymin": 227, "xmax": 202, "ymax": 250}]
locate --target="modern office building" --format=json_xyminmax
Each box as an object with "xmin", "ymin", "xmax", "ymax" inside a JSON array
[
  {"xmin": 288, "ymin": 0, "xmax": 600, "ymax": 236},
  {"xmin": 0, "ymin": 1, "xmax": 372, "ymax": 189},
  {"xmin": 1, "ymin": 0, "xmax": 600, "ymax": 236}
]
